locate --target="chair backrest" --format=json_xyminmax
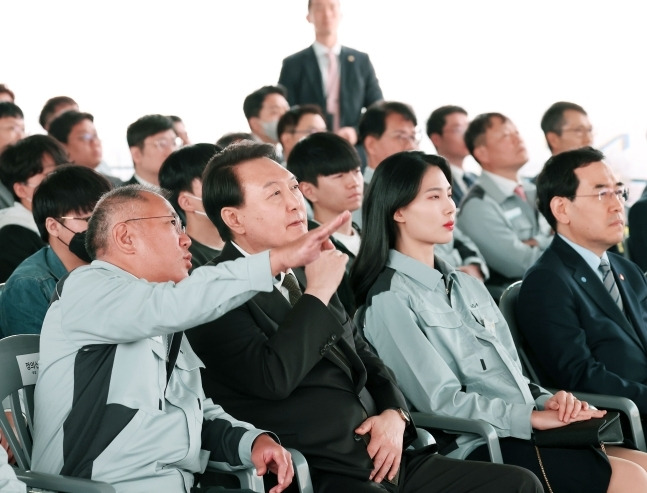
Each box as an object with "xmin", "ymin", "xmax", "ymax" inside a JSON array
[
  {"xmin": 0, "ymin": 334, "xmax": 40, "ymax": 470},
  {"xmin": 498, "ymin": 281, "xmax": 540, "ymax": 383}
]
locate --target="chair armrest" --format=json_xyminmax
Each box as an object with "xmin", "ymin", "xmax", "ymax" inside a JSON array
[
  {"xmin": 565, "ymin": 390, "xmax": 646, "ymax": 452},
  {"xmin": 206, "ymin": 461, "xmax": 264, "ymax": 492},
  {"xmin": 411, "ymin": 427, "xmax": 435, "ymax": 448},
  {"xmin": 286, "ymin": 448, "xmax": 313, "ymax": 493},
  {"xmin": 411, "ymin": 412, "xmax": 503, "ymax": 463},
  {"xmin": 15, "ymin": 470, "xmax": 115, "ymax": 493}
]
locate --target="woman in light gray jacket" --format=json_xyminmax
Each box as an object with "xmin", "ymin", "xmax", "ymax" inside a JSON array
[{"xmin": 350, "ymin": 151, "xmax": 647, "ymax": 493}]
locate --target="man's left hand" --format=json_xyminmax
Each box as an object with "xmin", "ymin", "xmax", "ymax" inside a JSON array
[
  {"xmin": 250, "ymin": 434, "xmax": 294, "ymax": 493},
  {"xmin": 354, "ymin": 409, "xmax": 405, "ymax": 483}
]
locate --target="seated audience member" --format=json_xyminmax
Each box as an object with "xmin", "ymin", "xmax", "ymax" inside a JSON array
[
  {"xmin": 518, "ymin": 147, "xmax": 647, "ymax": 419},
  {"xmin": 277, "ymin": 104, "xmax": 327, "ymax": 162},
  {"xmin": 0, "ymin": 84, "xmax": 15, "ymax": 103},
  {"xmin": 31, "ymin": 184, "xmax": 346, "ymax": 491},
  {"xmin": 457, "ymin": 113, "xmax": 552, "ymax": 291},
  {"xmin": 0, "ymin": 165, "xmax": 111, "ymax": 337},
  {"xmin": 168, "ymin": 115, "xmax": 191, "ymax": 146},
  {"xmin": 243, "ymin": 85, "xmax": 290, "ymax": 160},
  {"xmin": 38, "ymin": 96, "xmax": 79, "ymax": 132},
  {"xmin": 159, "ymin": 143, "xmax": 224, "ymax": 268},
  {"xmin": 628, "ymin": 186, "xmax": 647, "ymax": 271},
  {"xmin": 426, "ymin": 105, "xmax": 475, "ymax": 207},
  {"xmin": 541, "ymin": 101, "xmax": 594, "ymax": 156},
  {"xmin": 0, "ymin": 102, "xmax": 26, "ymax": 209},
  {"xmin": 216, "ymin": 132, "xmax": 259, "ymax": 148},
  {"xmin": 125, "ymin": 114, "xmax": 178, "ymax": 186},
  {"xmin": 359, "ymin": 101, "xmax": 418, "ymax": 186},
  {"xmin": 48, "ymin": 110, "xmax": 122, "ymax": 186},
  {"xmin": 0, "ymin": 446, "xmax": 25, "ymax": 493},
  {"xmin": 186, "ymin": 142, "xmax": 544, "ymax": 493},
  {"xmin": 38, "ymin": 96, "xmax": 79, "ymax": 131},
  {"xmin": 0, "ymin": 135, "xmax": 68, "ymax": 282},
  {"xmin": 351, "ymin": 150, "xmax": 647, "ymax": 493},
  {"xmin": 287, "ymin": 132, "xmax": 362, "ymax": 315}
]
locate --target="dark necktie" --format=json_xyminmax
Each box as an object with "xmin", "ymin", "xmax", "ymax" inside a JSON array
[
  {"xmin": 281, "ymin": 272, "xmax": 302, "ymax": 306},
  {"xmin": 599, "ymin": 259, "xmax": 623, "ymax": 311},
  {"xmin": 463, "ymin": 172, "xmax": 476, "ymax": 188}
]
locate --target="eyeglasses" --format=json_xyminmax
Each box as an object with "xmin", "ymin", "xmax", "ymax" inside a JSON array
[
  {"xmin": 561, "ymin": 126, "xmax": 594, "ymax": 137},
  {"xmin": 123, "ymin": 214, "xmax": 185, "ymax": 234},
  {"xmin": 146, "ymin": 137, "xmax": 180, "ymax": 151},
  {"xmin": 76, "ymin": 133, "xmax": 100, "ymax": 143},
  {"xmin": 58, "ymin": 216, "xmax": 92, "ymax": 222},
  {"xmin": 570, "ymin": 187, "xmax": 629, "ymax": 203},
  {"xmin": 387, "ymin": 131, "xmax": 420, "ymax": 146}
]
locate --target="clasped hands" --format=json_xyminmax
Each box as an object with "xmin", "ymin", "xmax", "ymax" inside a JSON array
[{"xmin": 531, "ymin": 390, "xmax": 607, "ymax": 430}]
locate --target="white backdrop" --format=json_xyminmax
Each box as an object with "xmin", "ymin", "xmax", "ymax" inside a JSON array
[{"xmin": 2, "ymin": 0, "xmax": 646, "ymax": 186}]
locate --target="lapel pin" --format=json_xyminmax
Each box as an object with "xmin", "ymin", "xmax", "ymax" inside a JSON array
[
  {"xmin": 581, "ymin": 276, "xmax": 587, "ymax": 282},
  {"xmin": 619, "ymin": 273, "xmax": 625, "ymax": 281},
  {"xmin": 348, "ymin": 55, "xmax": 355, "ymax": 62}
]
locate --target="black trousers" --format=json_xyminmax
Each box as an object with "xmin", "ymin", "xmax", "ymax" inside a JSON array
[{"xmin": 309, "ymin": 452, "xmax": 543, "ymax": 493}]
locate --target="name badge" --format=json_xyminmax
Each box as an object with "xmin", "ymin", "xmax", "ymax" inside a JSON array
[
  {"xmin": 17, "ymin": 353, "xmax": 40, "ymax": 386},
  {"xmin": 503, "ymin": 207, "xmax": 522, "ymax": 220}
]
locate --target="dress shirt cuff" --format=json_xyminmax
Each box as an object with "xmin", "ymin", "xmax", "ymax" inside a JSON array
[
  {"xmin": 248, "ymin": 250, "xmax": 275, "ymax": 292},
  {"xmin": 534, "ymin": 393, "xmax": 551, "ymax": 410},
  {"xmin": 509, "ymin": 403, "xmax": 535, "ymax": 440},
  {"xmin": 238, "ymin": 430, "xmax": 280, "ymax": 467},
  {"xmin": 462, "ymin": 256, "xmax": 490, "ymax": 280}
]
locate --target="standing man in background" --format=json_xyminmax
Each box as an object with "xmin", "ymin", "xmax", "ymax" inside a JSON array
[{"xmin": 279, "ymin": 0, "xmax": 383, "ymax": 145}]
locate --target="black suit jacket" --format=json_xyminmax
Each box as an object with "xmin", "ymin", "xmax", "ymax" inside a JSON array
[
  {"xmin": 186, "ymin": 242, "xmax": 414, "ymax": 480},
  {"xmin": 628, "ymin": 187, "xmax": 647, "ymax": 271},
  {"xmin": 278, "ymin": 45, "xmax": 383, "ymax": 130},
  {"xmin": 518, "ymin": 234, "xmax": 647, "ymax": 413}
]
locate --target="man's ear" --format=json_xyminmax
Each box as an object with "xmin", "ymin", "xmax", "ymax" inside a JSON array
[
  {"xmin": 248, "ymin": 117, "xmax": 261, "ymax": 136},
  {"xmin": 129, "ymin": 146, "xmax": 142, "ymax": 168},
  {"xmin": 429, "ymin": 133, "xmax": 442, "ymax": 151},
  {"xmin": 550, "ymin": 196, "xmax": 570, "ymax": 226},
  {"xmin": 363, "ymin": 135, "xmax": 378, "ymax": 158},
  {"xmin": 177, "ymin": 192, "xmax": 194, "ymax": 213},
  {"xmin": 112, "ymin": 222, "xmax": 136, "ymax": 255},
  {"xmin": 221, "ymin": 207, "xmax": 245, "ymax": 235},
  {"xmin": 299, "ymin": 182, "xmax": 318, "ymax": 203},
  {"xmin": 546, "ymin": 132, "xmax": 560, "ymax": 153},
  {"xmin": 472, "ymin": 145, "xmax": 488, "ymax": 167},
  {"xmin": 13, "ymin": 182, "xmax": 30, "ymax": 201},
  {"xmin": 45, "ymin": 217, "xmax": 62, "ymax": 239}
]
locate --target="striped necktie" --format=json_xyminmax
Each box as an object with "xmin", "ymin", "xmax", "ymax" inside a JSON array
[
  {"xmin": 599, "ymin": 258, "xmax": 623, "ymax": 311},
  {"xmin": 281, "ymin": 272, "xmax": 302, "ymax": 306}
]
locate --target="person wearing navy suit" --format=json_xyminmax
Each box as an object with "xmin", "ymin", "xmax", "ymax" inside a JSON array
[
  {"xmin": 278, "ymin": 0, "xmax": 383, "ymax": 146},
  {"xmin": 518, "ymin": 147, "xmax": 647, "ymax": 418}
]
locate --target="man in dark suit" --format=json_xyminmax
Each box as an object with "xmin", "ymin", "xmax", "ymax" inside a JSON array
[
  {"xmin": 628, "ymin": 186, "xmax": 647, "ymax": 271},
  {"xmin": 278, "ymin": 0, "xmax": 383, "ymax": 146},
  {"xmin": 518, "ymin": 146, "xmax": 647, "ymax": 417},
  {"xmin": 186, "ymin": 141, "xmax": 543, "ymax": 493}
]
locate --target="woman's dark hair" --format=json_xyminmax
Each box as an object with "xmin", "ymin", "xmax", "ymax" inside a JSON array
[{"xmin": 350, "ymin": 151, "xmax": 451, "ymax": 307}]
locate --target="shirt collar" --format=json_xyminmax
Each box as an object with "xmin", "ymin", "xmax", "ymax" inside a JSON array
[
  {"xmin": 482, "ymin": 170, "xmax": 521, "ymax": 198},
  {"xmin": 312, "ymin": 41, "xmax": 341, "ymax": 58},
  {"xmin": 558, "ymin": 233, "xmax": 609, "ymax": 271},
  {"xmin": 385, "ymin": 249, "xmax": 457, "ymax": 291},
  {"xmin": 232, "ymin": 241, "xmax": 292, "ymax": 287}
]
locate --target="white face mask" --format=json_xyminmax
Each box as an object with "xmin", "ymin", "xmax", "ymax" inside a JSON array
[
  {"xmin": 260, "ymin": 119, "xmax": 279, "ymax": 142},
  {"xmin": 185, "ymin": 193, "xmax": 208, "ymax": 217}
]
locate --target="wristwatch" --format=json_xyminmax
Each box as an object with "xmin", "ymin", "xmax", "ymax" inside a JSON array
[{"xmin": 394, "ymin": 407, "xmax": 411, "ymax": 424}]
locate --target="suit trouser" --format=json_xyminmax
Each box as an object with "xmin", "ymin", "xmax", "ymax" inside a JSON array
[{"xmin": 310, "ymin": 453, "xmax": 543, "ymax": 493}]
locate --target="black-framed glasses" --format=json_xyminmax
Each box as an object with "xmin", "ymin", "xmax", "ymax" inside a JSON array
[
  {"xmin": 123, "ymin": 214, "xmax": 185, "ymax": 235},
  {"xmin": 570, "ymin": 187, "xmax": 629, "ymax": 203},
  {"xmin": 58, "ymin": 216, "xmax": 92, "ymax": 223}
]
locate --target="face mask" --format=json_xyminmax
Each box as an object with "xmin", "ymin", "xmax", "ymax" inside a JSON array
[
  {"xmin": 260, "ymin": 119, "xmax": 279, "ymax": 142},
  {"xmin": 185, "ymin": 193, "xmax": 209, "ymax": 217},
  {"xmin": 57, "ymin": 223, "xmax": 93, "ymax": 263}
]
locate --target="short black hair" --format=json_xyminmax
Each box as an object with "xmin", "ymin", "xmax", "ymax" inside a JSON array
[
  {"xmin": 127, "ymin": 114, "xmax": 175, "ymax": 148},
  {"xmin": 215, "ymin": 132, "xmax": 259, "ymax": 148},
  {"xmin": 0, "ymin": 101, "xmax": 23, "ymax": 120},
  {"xmin": 0, "ymin": 135, "xmax": 68, "ymax": 200},
  {"xmin": 464, "ymin": 112, "xmax": 508, "ymax": 159},
  {"xmin": 278, "ymin": 104, "xmax": 326, "ymax": 144},
  {"xmin": 536, "ymin": 146, "xmax": 605, "ymax": 230},
  {"xmin": 39, "ymin": 96, "xmax": 77, "ymax": 130},
  {"xmin": 358, "ymin": 101, "xmax": 417, "ymax": 145},
  {"xmin": 32, "ymin": 165, "xmax": 112, "ymax": 242},
  {"xmin": 202, "ymin": 142, "xmax": 278, "ymax": 242},
  {"xmin": 243, "ymin": 85, "xmax": 288, "ymax": 120},
  {"xmin": 159, "ymin": 143, "xmax": 221, "ymax": 221},
  {"xmin": 540, "ymin": 102, "xmax": 588, "ymax": 152},
  {"xmin": 48, "ymin": 111, "xmax": 94, "ymax": 144},
  {"xmin": 426, "ymin": 105, "xmax": 467, "ymax": 137},
  {"xmin": 287, "ymin": 132, "xmax": 360, "ymax": 186}
]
